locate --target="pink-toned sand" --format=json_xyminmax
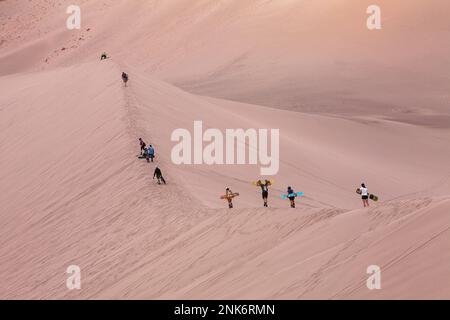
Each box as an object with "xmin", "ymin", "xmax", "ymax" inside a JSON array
[{"xmin": 0, "ymin": 0, "xmax": 449, "ymax": 299}]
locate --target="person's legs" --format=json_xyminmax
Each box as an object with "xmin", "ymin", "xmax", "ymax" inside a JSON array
[
  {"xmin": 228, "ymin": 199, "xmax": 233, "ymax": 208},
  {"xmin": 362, "ymin": 197, "xmax": 369, "ymax": 207}
]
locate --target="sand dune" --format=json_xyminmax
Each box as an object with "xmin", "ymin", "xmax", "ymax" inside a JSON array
[
  {"xmin": 1, "ymin": 0, "xmax": 449, "ymax": 299},
  {"xmin": 1, "ymin": 62, "xmax": 450, "ymax": 299}
]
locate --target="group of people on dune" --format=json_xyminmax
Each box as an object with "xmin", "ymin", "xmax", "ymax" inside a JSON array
[
  {"xmin": 122, "ymin": 66, "xmax": 373, "ymax": 210},
  {"xmin": 224, "ymin": 182, "xmax": 372, "ymax": 209},
  {"xmin": 139, "ymin": 138, "xmax": 155, "ymax": 163},
  {"xmin": 138, "ymin": 138, "xmax": 165, "ymax": 185},
  {"xmin": 223, "ymin": 182, "xmax": 301, "ymax": 209},
  {"xmin": 117, "ymin": 66, "xmax": 162, "ymax": 185}
]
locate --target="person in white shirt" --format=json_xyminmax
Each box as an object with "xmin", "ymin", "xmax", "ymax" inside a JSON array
[{"xmin": 359, "ymin": 183, "xmax": 369, "ymax": 207}]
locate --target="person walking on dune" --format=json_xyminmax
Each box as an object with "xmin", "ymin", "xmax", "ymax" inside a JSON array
[
  {"xmin": 144, "ymin": 146, "xmax": 150, "ymax": 163},
  {"xmin": 287, "ymin": 186, "xmax": 296, "ymax": 208},
  {"xmin": 153, "ymin": 166, "xmax": 166, "ymax": 185},
  {"xmin": 225, "ymin": 188, "xmax": 234, "ymax": 209},
  {"xmin": 147, "ymin": 145, "xmax": 155, "ymax": 162},
  {"xmin": 257, "ymin": 179, "xmax": 272, "ymax": 207},
  {"xmin": 122, "ymin": 72, "xmax": 129, "ymax": 87},
  {"xmin": 139, "ymin": 138, "xmax": 146, "ymax": 155},
  {"xmin": 359, "ymin": 183, "xmax": 370, "ymax": 207}
]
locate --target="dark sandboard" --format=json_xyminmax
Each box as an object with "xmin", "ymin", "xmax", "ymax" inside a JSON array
[{"xmin": 356, "ymin": 189, "xmax": 379, "ymax": 201}]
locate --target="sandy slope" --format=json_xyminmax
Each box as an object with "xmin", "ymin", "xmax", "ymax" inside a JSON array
[
  {"xmin": 1, "ymin": 61, "xmax": 450, "ymax": 299},
  {"xmin": 0, "ymin": 62, "xmax": 203, "ymax": 299},
  {"xmin": 1, "ymin": 0, "xmax": 450, "ymax": 299}
]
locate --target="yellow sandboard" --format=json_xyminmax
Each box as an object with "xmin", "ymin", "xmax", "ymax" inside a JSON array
[
  {"xmin": 252, "ymin": 179, "xmax": 275, "ymax": 186},
  {"xmin": 220, "ymin": 192, "xmax": 240, "ymax": 200}
]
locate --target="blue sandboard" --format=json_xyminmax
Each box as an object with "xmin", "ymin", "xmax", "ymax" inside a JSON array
[{"xmin": 281, "ymin": 192, "xmax": 304, "ymax": 200}]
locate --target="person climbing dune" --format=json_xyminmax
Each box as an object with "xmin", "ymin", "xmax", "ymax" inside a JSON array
[
  {"xmin": 122, "ymin": 72, "xmax": 129, "ymax": 87},
  {"xmin": 359, "ymin": 183, "xmax": 370, "ymax": 208},
  {"xmin": 153, "ymin": 166, "xmax": 166, "ymax": 185},
  {"xmin": 226, "ymin": 187, "xmax": 234, "ymax": 209},
  {"xmin": 139, "ymin": 138, "xmax": 146, "ymax": 155},
  {"xmin": 257, "ymin": 179, "xmax": 272, "ymax": 207},
  {"xmin": 287, "ymin": 186, "xmax": 296, "ymax": 208},
  {"xmin": 147, "ymin": 145, "xmax": 155, "ymax": 162},
  {"xmin": 144, "ymin": 146, "xmax": 150, "ymax": 163}
]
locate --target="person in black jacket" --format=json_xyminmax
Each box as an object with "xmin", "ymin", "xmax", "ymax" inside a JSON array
[
  {"xmin": 139, "ymin": 138, "xmax": 146, "ymax": 155},
  {"xmin": 122, "ymin": 72, "xmax": 129, "ymax": 86},
  {"xmin": 153, "ymin": 166, "xmax": 166, "ymax": 185},
  {"xmin": 257, "ymin": 179, "xmax": 272, "ymax": 207},
  {"xmin": 287, "ymin": 186, "xmax": 296, "ymax": 208}
]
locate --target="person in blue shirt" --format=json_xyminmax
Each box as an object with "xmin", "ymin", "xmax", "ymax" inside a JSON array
[
  {"xmin": 147, "ymin": 145, "xmax": 155, "ymax": 162},
  {"xmin": 287, "ymin": 186, "xmax": 296, "ymax": 208}
]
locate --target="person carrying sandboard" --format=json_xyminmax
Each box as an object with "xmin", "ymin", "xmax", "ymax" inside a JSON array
[
  {"xmin": 286, "ymin": 186, "xmax": 297, "ymax": 208},
  {"xmin": 357, "ymin": 183, "xmax": 370, "ymax": 207},
  {"xmin": 256, "ymin": 179, "xmax": 272, "ymax": 207},
  {"xmin": 220, "ymin": 188, "xmax": 239, "ymax": 209},
  {"xmin": 356, "ymin": 183, "xmax": 378, "ymax": 206}
]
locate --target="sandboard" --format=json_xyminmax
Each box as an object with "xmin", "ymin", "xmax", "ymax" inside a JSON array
[
  {"xmin": 252, "ymin": 179, "xmax": 275, "ymax": 186},
  {"xmin": 220, "ymin": 192, "xmax": 240, "ymax": 200},
  {"xmin": 281, "ymin": 192, "xmax": 304, "ymax": 200},
  {"xmin": 356, "ymin": 189, "xmax": 379, "ymax": 202}
]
